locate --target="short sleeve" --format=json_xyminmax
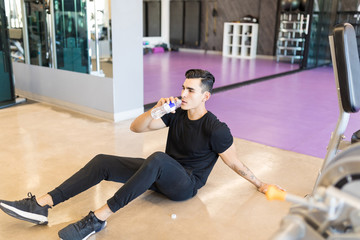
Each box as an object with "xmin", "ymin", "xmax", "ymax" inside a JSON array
[
  {"xmin": 161, "ymin": 109, "xmax": 180, "ymax": 127},
  {"xmin": 210, "ymin": 123, "xmax": 233, "ymax": 154},
  {"xmin": 161, "ymin": 113, "xmax": 172, "ymax": 126}
]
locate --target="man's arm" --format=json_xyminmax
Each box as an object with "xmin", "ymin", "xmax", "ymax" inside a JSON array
[
  {"xmin": 219, "ymin": 142, "xmax": 269, "ymax": 193},
  {"xmin": 130, "ymin": 97, "xmax": 176, "ymax": 133}
]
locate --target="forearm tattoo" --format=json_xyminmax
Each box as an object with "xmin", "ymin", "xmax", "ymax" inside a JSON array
[{"xmin": 238, "ymin": 167, "xmax": 255, "ymax": 181}]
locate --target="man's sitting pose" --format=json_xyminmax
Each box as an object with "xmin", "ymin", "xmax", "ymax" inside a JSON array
[{"xmin": 0, "ymin": 69, "xmax": 279, "ymax": 240}]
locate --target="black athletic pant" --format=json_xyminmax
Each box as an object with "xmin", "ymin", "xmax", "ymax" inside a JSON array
[{"xmin": 48, "ymin": 152, "xmax": 198, "ymax": 212}]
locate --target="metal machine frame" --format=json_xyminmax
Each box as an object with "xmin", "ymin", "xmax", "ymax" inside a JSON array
[{"xmin": 268, "ymin": 23, "xmax": 360, "ymax": 240}]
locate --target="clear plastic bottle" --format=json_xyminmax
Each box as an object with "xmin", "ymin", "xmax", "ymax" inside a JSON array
[{"xmin": 151, "ymin": 99, "xmax": 182, "ymax": 119}]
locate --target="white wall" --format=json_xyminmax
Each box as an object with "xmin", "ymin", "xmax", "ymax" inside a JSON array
[
  {"xmin": 14, "ymin": 0, "xmax": 144, "ymax": 122},
  {"xmin": 111, "ymin": 0, "xmax": 144, "ymax": 121},
  {"xmin": 14, "ymin": 63, "xmax": 115, "ymax": 120}
]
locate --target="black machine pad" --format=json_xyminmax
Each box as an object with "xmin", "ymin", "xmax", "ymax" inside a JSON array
[{"xmin": 332, "ymin": 23, "xmax": 360, "ymax": 113}]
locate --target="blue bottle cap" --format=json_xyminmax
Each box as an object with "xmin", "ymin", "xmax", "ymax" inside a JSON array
[{"xmin": 168, "ymin": 101, "xmax": 175, "ymax": 108}]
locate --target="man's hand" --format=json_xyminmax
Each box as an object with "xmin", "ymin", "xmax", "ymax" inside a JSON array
[
  {"xmin": 257, "ymin": 183, "xmax": 285, "ymax": 194},
  {"xmin": 130, "ymin": 96, "xmax": 180, "ymax": 133},
  {"xmin": 155, "ymin": 97, "xmax": 180, "ymax": 114}
]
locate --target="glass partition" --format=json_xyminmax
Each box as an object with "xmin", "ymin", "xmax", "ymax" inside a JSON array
[
  {"xmin": 53, "ymin": 0, "xmax": 89, "ymax": 73},
  {"xmin": 88, "ymin": 0, "xmax": 112, "ymax": 77},
  {"xmin": 5, "ymin": 0, "xmax": 112, "ymax": 77},
  {"xmin": 304, "ymin": 0, "xmax": 338, "ymax": 68},
  {"xmin": 335, "ymin": 0, "xmax": 360, "ymax": 58},
  {"xmin": 24, "ymin": 0, "xmax": 50, "ymax": 66},
  {"xmin": 0, "ymin": 0, "xmax": 15, "ymax": 104}
]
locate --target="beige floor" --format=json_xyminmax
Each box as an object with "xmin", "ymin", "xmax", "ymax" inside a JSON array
[{"xmin": 0, "ymin": 102, "xmax": 323, "ymax": 240}]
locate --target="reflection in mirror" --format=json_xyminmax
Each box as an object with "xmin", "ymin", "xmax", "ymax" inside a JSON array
[
  {"xmin": 5, "ymin": 0, "xmax": 25, "ymax": 63},
  {"xmin": 24, "ymin": 0, "xmax": 50, "ymax": 67},
  {"xmin": 54, "ymin": 0, "xmax": 89, "ymax": 73},
  {"xmin": 5, "ymin": 0, "xmax": 113, "ymax": 78},
  {"xmin": 88, "ymin": 0, "xmax": 112, "ymax": 78},
  {"xmin": 1, "ymin": 0, "xmax": 15, "ymax": 104}
]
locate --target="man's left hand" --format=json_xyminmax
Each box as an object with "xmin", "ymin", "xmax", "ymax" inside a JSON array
[{"xmin": 257, "ymin": 183, "xmax": 285, "ymax": 194}]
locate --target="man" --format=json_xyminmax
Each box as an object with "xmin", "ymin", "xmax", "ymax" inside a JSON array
[{"xmin": 0, "ymin": 69, "xmax": 278, "ymax": 240}]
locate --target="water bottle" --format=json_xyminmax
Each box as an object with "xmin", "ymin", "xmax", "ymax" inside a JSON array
[{"xmin": 151, "ymin": 99, "xmax": 182, "ymax": 119}]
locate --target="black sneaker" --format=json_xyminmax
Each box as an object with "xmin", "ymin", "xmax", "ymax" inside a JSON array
[
  {"xmin": 58, "ymin": 211, "xmax": 107, "ymax": 240},
  {"xmin": 0, "ymin": 192, "xmax": 50, "ymax": 225}
]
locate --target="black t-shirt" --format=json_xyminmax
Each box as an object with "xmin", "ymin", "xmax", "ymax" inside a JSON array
[{"xmin": 161, "ymin": 109, "xmax": 233, "ymax": 189}]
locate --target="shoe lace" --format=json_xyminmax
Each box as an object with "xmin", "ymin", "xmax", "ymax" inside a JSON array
[
  {"xmin": 26, "ymin": 192, "xmax": 36, "ymax": 200},
  {"xmin": 78, "ymin": 213, "xmax": 96, "ymax": 229},
  {"xmin": 12, "ymin": 193, "xmax": 37, "ymax": 207},
  {"xmin": 20, "ymin": 192, "xmax": 51, "ymax": 210}
]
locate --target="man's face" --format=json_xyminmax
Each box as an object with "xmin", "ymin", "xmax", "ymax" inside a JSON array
[{"xmin": 180, "ymin": 78, "xmax": 209, "ymax": 110}]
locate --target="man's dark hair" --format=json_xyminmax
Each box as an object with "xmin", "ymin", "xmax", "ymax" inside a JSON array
[{"xmin": 185, "ymin": 69, "xmax": 215, "ymax": 93}]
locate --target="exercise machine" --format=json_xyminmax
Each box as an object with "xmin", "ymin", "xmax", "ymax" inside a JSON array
[
  {"xmin": 267, "ymin": 23, "xmax": 360, "ymax": 240},
  {"xmin": 267, "ymin": 145, "xmax": 360, "ymax": 239}
]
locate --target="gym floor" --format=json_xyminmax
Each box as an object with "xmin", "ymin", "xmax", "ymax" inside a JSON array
[
  {"xmin": 0, "ymin": 102, "xmax": 321, "ymax": 240},
  {"xmin": 0, "ymin": 52, "xmax": 354, "ymax": 239}
]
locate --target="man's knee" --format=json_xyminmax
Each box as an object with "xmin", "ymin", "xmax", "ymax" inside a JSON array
[
  {"xmin": 87, "ymin": 154, "xmax": 107, "ymax": 168},
  {"xmin": 82, "ymin": 154, "xmax": 114, "ymax": 180},
  {"xmin": 85, "ymin": 154, "xmax": 114, "ymax": 176},
  {"xmin": 145, "ymin": 152, "xmax": 168, "ymax": 167}
]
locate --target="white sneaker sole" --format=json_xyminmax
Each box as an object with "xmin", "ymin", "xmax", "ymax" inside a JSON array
[{"xmin": 0, "ymin": 202, "xmax": 48, "ymax": 225}]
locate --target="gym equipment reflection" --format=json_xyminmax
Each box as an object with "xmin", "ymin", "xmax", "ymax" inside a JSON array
[
  {"xmin": 0, "ymin": 0, "xmax": 15, "ymax": 105},
  {"xmin": 53, "ymin": 0, "xmax": 89, "ymax": 73},
  {"xmin": 24, "ymin": 0, "xmax": 50, "ymax": 67},
  {"xmin": 304, "ymin": 0, "xmax": 336, "ymax": 68},
  {"xmin": 21, "ymin": 0, "xmax": 90, "ymax": 73}
]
